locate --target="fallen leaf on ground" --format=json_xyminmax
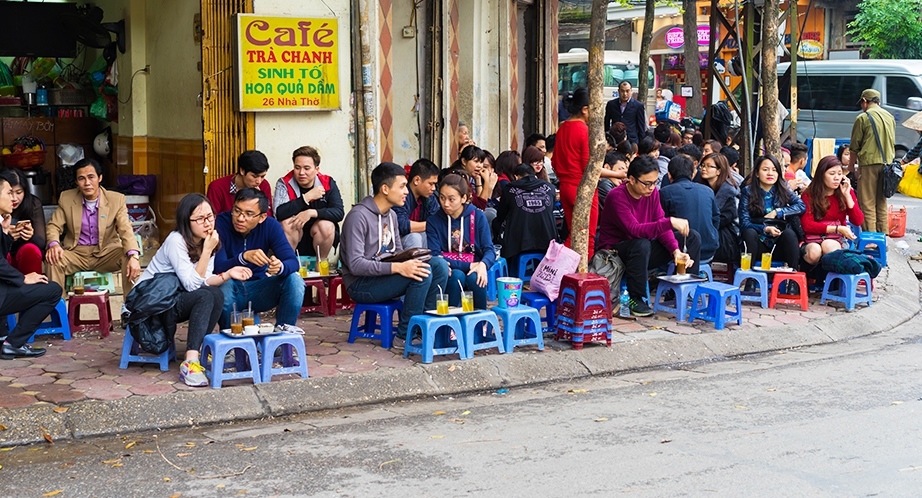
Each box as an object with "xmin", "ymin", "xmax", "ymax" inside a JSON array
[
  {"xmin": 448, "ymin": 364, "xmax": 456, "ymax": 372},
  {"xmin": 0, "ymin": 446, "xmax": 15, "ymax": 451},
  {"xmin": 43, "ymin": 492, "xmax": 63, "ymax": 497},
  {"xmin": 163, "ymin": 477, "xmax": 171, "ymax": 482},
  {"xmin": 594, "ymin": 418, "xmax": 608, "ymax": 422},
  {"xmin": 430, "ymin": 435, "xmax": 445, "ymax": 439},
  {"xmin": 125, "ymin": 441, "xmax": 136, "ymax": 449},
  {"xmin": 58, "ymin": 463, "xmax": 74, "ymax": 469},
  {"xmin": 53, "ymin": 407, "xmax": 68, "ymax": 413},
  {"xmin": 237, "ymin": 490, "xmax": 247, "ymax": 494},
  {"xmin": 111, "ymin": 463, "xmax": 123, "ymax": 467},
  {"xmin": 432, "ymin": 411, "xmax": 446, "ymax": 416},
  {"xmin": 42, "ymin": 430, "xmax": 53, "ymax": 444},
  {"xmin": 235, "ymin": 444, "xmax": 244, "ymax": 447},
  {"xmin": 460, "ymin": 410, "xmax": 471, "ymax": 416},
  {"xmin": 217, "ymin": 484, "xmax": 225, "ymax": 488},
  {"xmin": 169, "ymin": 494, "xmax": 181, "ymax": 498},
  {"xmin": 241, "ymin": 446, "xmax": 258, "ymax": 451},
  {"xmin": 379, "ymin": 458, "xmax": 401, "ymax": 469},
  {"xmin": 185, "ymin": 442, "xmax": 196, "ymax": 447},
  {"xmin": 102, "ymin": 459, "xmax": 120, "ymax": 464},
  {"xmin": 766, "ymin": 388, "xmax": 777, "ymax": 392},
  {"xmin": 447, "ymin": 418, "xmax": 466, "ymax": 424},
  {"xmin": 649, "ymin": 393, "xmax": 657, "ymax": 397},
  {"xmin": 568, "ymin": 389, "xmax": 587, "ymax": 393},
  {"xmin": 898, "ymin": 466, "xmax": 921, "ymax": 472},
  {"xmin": 735, "ymin": 405, "xmax": 747, "ymax": 410},
  {"xmin": 892, "ymin": 401, "xmax": 904, "ymax": 405},
  {"xmin": 176, "ymin": 452, "xmax": 191, "ymax": 457},
  {"xmin": 661, "ymin": 439, "xmax": 672, "ymax": 444},
  {"xmin": 143, "ymin": 450, "xmax": 154, "ymax": 454}
]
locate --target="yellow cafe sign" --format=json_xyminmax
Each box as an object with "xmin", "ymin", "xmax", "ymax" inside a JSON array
[{"xmin": 236, "ymin": 14, "xmax": 340, "ymax": 111}]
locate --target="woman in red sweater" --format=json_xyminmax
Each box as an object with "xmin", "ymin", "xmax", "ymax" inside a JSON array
[{"xmin": 800, "ymin": 155, "xmax": 864, "ymax": 265}]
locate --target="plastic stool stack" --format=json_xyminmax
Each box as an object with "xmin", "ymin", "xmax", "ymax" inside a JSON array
[
  {"xmin": 348, "ymin": 300, "xmax": 403, "ymax": 349},
  {"xmin": 554, "ymin": 273, "xmax": 612, "ymax": 350},
  {"xmin": 820, "ymin": 272, "xmax": 873, "ymax": 310},
  {"xmin": 688, "ymin": 282, "xmax": 743, "ymax": 330},
  {"xmin": 403, "ymin": 314, "xmax": 465, "ymax": 363},
  {"xmin": 119, "ymin": 326, "xmax": 176, "ymax": 371},
  {"xmin": 733, "ymin": 269, "xmax": 770, "ymax": 308},
  {"xmin": 200, "ymin": 334, "xmax": 261, "ymax": 388}
]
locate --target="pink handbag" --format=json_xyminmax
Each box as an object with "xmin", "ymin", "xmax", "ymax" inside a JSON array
[
  {"xmin": 443, "ymin": 212, "xmax": 476, "ymax": 264},
  {"xmin": 529, "ymin": 240, "xmax": 580, "ymax": 301}
]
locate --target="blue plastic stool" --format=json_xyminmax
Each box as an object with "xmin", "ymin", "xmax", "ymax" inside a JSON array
[
  {"xmin": 255, "ymin": 332, "xmax": 309, "ymax": 381},
  {"xmin": 457, "ymin": 310, "xmax": 504, "ymax": 357},
  {"xmin": 667, "ymin": 262, "xmax": 713, "ymax": 281},
  {"xmin": 521, "ymin": 291, "xmax": 557, "ymax": 334},
  {"xmin": 515, "ymin": 253, "xmax": 544, "ymax": 283},
  {"xmin": 820, "ymin": 272, "xmax": 873, "ymax": 310},
  {"xmin": 493, "ymin": 305, "xmax": 544, "ymax": 352},
  {"xmin": 857, "ymin": 231, "xmax": 887, "ymax": 267},
  {"xmin": 402, "ymin": 314, "xmax": 465, "ymax": 363},
  {"xmin": 487, "ymin": 258, "xmax": 509, "ymax": 301},
  {"xmin": 732, "ymin": 269, "xmax": 770, "ymax": 308},
  {"xmin": 201, "ymin": 334, "xmax": 261, "ymax": 388},
  {"xmin": 652, "ymin": 280, "xmax": 700, "ymax": 321},
  {"xmin": 688, "ymin": 282, "xmax": 743, "ymax": 330},
  {"xmin": 8, "ymin": 298, "xmax": 72, "ymax": 343},
  {"xmin": 348, "ymin": 300, "xmax": 403, "ymax": 348},
  {"xmin": 119, "ymin": 326, "xmax": 176, "ymax": 371},
  {"xmin": 620, "ymin": 276, "xmax": 652, "ymax": 304}
]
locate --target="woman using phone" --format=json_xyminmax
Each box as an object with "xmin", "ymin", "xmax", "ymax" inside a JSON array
[
  {"xmin": 739, "ymin": 155, "xmax": 805, "ymax": 270},
  {"xmin": 800, "ymin": 155, "xmax": 863, "ymax": 265},
  {"xmin": 133, "ymin": 193, "xmax": 251, "ymax": 387},
  {"xmin": 6, "ymin": 169, "xmax": 44, "ymax": 275}
]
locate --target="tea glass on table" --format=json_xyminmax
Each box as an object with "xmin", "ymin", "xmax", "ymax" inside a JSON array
[
  {"xmin": 298, "ymin": 258, "xmax": 309, "ymax": 278},
  {"xmin": 761, "ymin": 253, "xmax": 772, "ymax": 270},
  {"xmin": 242, "ymin": 310, "xmax": 255, "ymax": 328},
  {"xmin": 73, "ymin": 273, "xmax": 85, "ymax": 295},
  {"xmin": 436, "ymin": 294, "xmax": 449, "ymax": 315},
  {"xmin": 461, "ymin": 291, "xmax": 474, "ymax": 312},
  {"xmin": 318, "ymin": 258, "xmax": 330, "ymax": 276},
  {"xmin": 740, "ymin": 252, "xmax": 752, "ymax": 271},
  {"xmin": 230, "ymin": 312, "xmax": 243, "ymax": 335},
  {"xmin": 675, "ymin": 253, "xmax": 689, "ymax": 275}
]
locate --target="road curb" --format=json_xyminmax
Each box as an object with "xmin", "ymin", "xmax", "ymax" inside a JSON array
[{"xmin": 1, "ymin": 250, "xmax": 917, "ymax": 447}]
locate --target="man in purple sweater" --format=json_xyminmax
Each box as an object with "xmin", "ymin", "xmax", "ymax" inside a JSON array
[{"xmin": 597, "ymin": 155, "xmax": 699, "ymax": 316}]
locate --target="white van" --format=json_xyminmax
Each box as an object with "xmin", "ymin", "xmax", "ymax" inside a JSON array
[
  {"xmin": 558, "ymin": 49, "xmax": 657, "ymax": 112},
  {"xmin": 778, "ymin": 60, "xmax": 922, "ymax": 155}
]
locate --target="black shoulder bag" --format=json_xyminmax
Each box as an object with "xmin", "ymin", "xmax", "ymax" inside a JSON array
[{"xmin": 865, "ymin": 110, "xmax": 903, "ymax": 198}]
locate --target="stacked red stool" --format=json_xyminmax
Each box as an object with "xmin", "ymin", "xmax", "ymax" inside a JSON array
[
  {"xmin": 554, "ymin": 273, "xmax": 612, "ymax": 350},
  {"xmin": 68, "ymin": 290, "xmax": 113, "ymax": 338}
]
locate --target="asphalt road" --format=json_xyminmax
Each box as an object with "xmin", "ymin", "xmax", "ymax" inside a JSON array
[{"xmin": 3, "ymin": 315, "xmax": 922, "ymax": 497}]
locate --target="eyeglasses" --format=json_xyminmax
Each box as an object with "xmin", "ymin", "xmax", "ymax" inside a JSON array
[
  {"xmin": 634, "ymin": 178, "xmax": 657, "ymax": 189},
  {"xmin": 701, "ymin": 163, "xmax": 719, "ymax": 170},
  {"xmin": 191, "ymin": 213, "xmax": 215, "ymax": 225},
  {"xmin": 232, "ymin": 207, "xmax": 262, "ymax": 221}
]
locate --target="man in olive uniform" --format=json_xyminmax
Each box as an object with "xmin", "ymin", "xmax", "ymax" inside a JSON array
[{"xmin": 848, "ymin": 89, "xmax": 895, "ymax": 232}]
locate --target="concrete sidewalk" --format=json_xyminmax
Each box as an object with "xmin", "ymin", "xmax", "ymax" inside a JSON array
[{"xmin": 0, "ymin": 248, "xmax": 918, "ymax": 447}]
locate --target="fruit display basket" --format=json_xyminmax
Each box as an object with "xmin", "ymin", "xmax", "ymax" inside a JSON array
[{"xmin": 3, "ymin": 150, "xmax": 46, "ymax": 168}]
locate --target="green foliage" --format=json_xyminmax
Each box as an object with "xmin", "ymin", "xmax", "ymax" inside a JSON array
[{"xmin": 847, "ymin": 0, "xmax": 922, "ymax": 59}]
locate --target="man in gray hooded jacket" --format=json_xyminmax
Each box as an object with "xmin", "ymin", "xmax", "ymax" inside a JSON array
[{"xmin": 340, "ymin": 162, "xmax": 449, "ymax": 340}]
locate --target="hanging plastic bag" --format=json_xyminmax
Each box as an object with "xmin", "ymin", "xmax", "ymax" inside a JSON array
[
  {"xmin": 90, "ymin": 96, "xmax": 108, "ymax": 120},
  {"xmin": 529, "ymin": 240, "xmax": 580, "ymax": 301}
]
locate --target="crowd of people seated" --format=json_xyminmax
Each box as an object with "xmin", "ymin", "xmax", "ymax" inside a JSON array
[{"xmin": 0, "ymin": 88, "xmax": 888, "ymax": 385}]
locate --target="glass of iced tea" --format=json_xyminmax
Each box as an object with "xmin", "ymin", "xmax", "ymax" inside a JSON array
[
  {"xmin": 73, "ymin": 273, "xmax": 85, "ymax": 295},
  {"xmin": 242, "ymin": 310, "xmax": 255, "ymax": 328},
  {"xmin": 761, "ymin": 252, "xmax": 772, "ymax": 270},
  {"xmin": 461, "ymin": 291, "xmax": 474, "ymax": 312},
  {"xmin": 675, "ymin": 254, "xmax": 688, "ymax": 275},
  {"xmin": 740, "ymin": 252, "xmax": 752, "ymax": 271},
  {"xmin": 436, "ymin": 294, "xmax": 449, "ymax": 315},
  {"xmin": 318, "ymin": 258, "xmax": 330, "ymax": 276},
  {"xmin": 299, "ymin": 257, "xmax": 308, "ymax": 278},
  {"xmin": 230, "ymin": 312, "xmax": 243, "ymax": 335}
]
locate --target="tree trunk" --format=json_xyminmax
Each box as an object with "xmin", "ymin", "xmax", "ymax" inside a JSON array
[
  {"xmin": 636, "ymin": 0, "xmax": 656, "ymax": 110},
  {"xmin": 570, "ymin": 0, "xmax": 608, "ymax": 272},
  {"xmin": 683, "ymin": 0, "xmax": 704, "ymax": 117},
  {"xmin": 761, "ymin": 0, "xmax": 781, "ymax": 158}
]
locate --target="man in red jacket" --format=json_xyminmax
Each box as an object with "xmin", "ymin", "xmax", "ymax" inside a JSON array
[{"xmin": 206, "ymin": 150, "xmax": 274, "ymax": 217}]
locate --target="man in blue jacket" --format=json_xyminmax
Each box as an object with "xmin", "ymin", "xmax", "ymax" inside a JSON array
[
  {"xmin": 659, "ymin": 155, "xmax": 720, "ymax": 263},
  {"xmin": 393, "ymin": 158, "xmax": 440, "ymax": 249},
  {"xmin": 214, "ymin": 188, "xmax": 305, "ymax": 331},
  {"xmin": 604, "ymin": 81, "xmax": 647, "ymax": 144}
]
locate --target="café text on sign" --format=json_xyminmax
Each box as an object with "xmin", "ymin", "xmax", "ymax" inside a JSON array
[{"xmin": 236, "ymin": 14, "xmax": 340, "ymax": 111}]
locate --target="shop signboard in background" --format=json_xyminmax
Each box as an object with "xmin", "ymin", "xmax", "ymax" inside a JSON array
[
  {"xmin": 236, "ymin": 14, "xmax": 340, "ymax": 111},
  {"xmin": 664, "ymin": 25, "xmax": 713, "ymax": 50}
]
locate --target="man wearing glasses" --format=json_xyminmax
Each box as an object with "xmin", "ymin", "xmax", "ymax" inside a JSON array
[
  {"xmin": 214, "ymin": 188, "xmax": 305, "ymax": 332},
  {"xmin": 596, "ymin": 155, "xmax": 699, "ymax": 317}
]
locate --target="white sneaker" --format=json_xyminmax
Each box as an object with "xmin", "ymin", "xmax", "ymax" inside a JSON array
[
  {"xmin": 179, "ymin": 360, "xmax": 208, "ymax": 387},
  {"xmin": 275, "ymin": 324, "xmax": 305, "ymax": 334}
]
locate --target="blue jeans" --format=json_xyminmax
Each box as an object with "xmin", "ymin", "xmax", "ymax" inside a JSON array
[
  {"xmin": 220, "ymin": 273, "xmax": 306, "ymax": 328},
  {"xmin": 347, "ymin": 257, "xmax": 449, "ymax": 337},
  {"xmin": 448, "ymin": 269, "xmax": 487, "ymax": 310}
]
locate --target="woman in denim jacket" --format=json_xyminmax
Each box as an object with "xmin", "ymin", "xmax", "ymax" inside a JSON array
[{"xmin": 739, "ymin": 155, "xmax": 806, "ymax": 269}]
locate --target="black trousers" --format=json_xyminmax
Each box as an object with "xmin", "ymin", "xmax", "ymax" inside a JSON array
[
  {"xmin": 173, "ymin": 286, "xmax": 224, "ymax": 352},
  {"xmin": 0, "ymin": 281, "xmax": 62, "ymax": 347},
  {"xmin": 614, "ymin": 229, "xmax": 701, "ymax": 302},
  {"xmin": 741, "ymin": 227, "xmax": 800, "ymax": 270}
]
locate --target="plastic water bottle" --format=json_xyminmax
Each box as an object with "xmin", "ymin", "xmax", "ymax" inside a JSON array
[{"xmin": 619, "ymin": 285, "xmax": 631, "ymax": 318}]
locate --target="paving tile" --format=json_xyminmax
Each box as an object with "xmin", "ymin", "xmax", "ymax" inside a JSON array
[
  {"xmin": 58, "ymin": 370, "xmax": 102, "ymax": 380},
  {"xmin": 53, "ymin": 378, "xmax": 75, "ymax": 385},
  {"xmin": 667, "ymin": 325, "xmax": 701, "ymax": 335},
  {"xmin": 337, "ymin": 363, "xmax": 377, "ymax": 374},
  {"xmin": 306, "ymin": 365, "xmax": 339, "ymax": 377},
  {"xmin": 774, "ymin": 314, "xmax": 811, "ymax": 324},
  {"xmin": 0, "ymin": 393, "xmax": 37, "ymax": 408},
  {"xmin": 84, "ymin": 388, "xmax": 132, "ymax": 400},
  {"xmin": 35, "ymin": 388, "xmax": 87, "ymax": 404},
  {"xmin": 112, "ymin": 375, "xmax": 160, "ymax": 386},
  {"xmin": 128, "ymin": 384, "xmax": 176, "ymax": 396},
  {"xmin": 15, "ymin": 375, "xmax": 57, "ymax": 386},
  {"xmin": 1, "ymin": 366, "xmax": 44, "ymax": 377},
  {"xmin": 748, "ymin": 317, "xmax": 784, "ymax": 327},
  {"xmin": 304, "ymin": 345, "xmax": 338, "ymax": 356},
  {"xmin": 71, "ymin": 378, "xmax": 117, "ymax": 391},
  {"xmin": 42, "ymin": 361, "xmax": 89, "ymax": 373},
  {"xmin": 372, "ymin": 357, "xmax": 416, "ymax": 369}
]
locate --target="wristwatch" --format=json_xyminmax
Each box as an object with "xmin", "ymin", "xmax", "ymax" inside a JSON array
[{"xmin": 129, "ymin": 253, "xmax": 140, "ymax": 261}]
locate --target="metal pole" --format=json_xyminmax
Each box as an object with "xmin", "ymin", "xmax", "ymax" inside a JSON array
[{"xmin": 789, "ymin": 0, "xmax": 798, "ymax": 140}]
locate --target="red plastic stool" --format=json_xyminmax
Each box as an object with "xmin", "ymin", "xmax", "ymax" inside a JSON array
[
  {"xmin": 555, "ymin": 272, "xmax": 612, "ymax": 349},
  {"xmin": 769, "ymin": 271, "xmax": 809, "ymax": 311},
  {"xmin": 68, "ymin": 291, "xmax": 113, "ymax": 337},
  {"xmin": 327, "ymin": 276, "xmax": 354, "ymax": 315},
  {"xmin": 301, "ymin": 278, "xmax": 329, "ymax": 315}
]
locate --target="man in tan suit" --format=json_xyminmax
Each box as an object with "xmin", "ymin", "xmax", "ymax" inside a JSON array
[{"xmin": 46, "ymin": 158, "xmax": 142, "ymax": 298}]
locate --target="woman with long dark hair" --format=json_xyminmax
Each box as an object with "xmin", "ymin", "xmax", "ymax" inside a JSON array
[
  {"xmin": 445, "ymin": 145, "xmax": 496, "ymax": 211},
  {"xmin": 698, "ymin": 152, "xmax": 740, "ymax": 265},
  {"xmin": 738, "ymin": 155, "xmax": 805, "ymax": 269},
  {"xmin": 5, "ymin": 168, "xmax": 45, "ymax": 275},
  {"xmin": 800, "ymin": 155, "xmax": 863, "ymax": 265},
  {"xmin": 522, "ymin": 145, "xmax": 550, "ymax": 182},
  {"xmin": 134, "ymin": 193, "xmax": 252, "ymax": 386}
]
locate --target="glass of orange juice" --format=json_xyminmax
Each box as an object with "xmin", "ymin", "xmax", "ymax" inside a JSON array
[
  {"xmin": 461, "ymin": 291, "xmax": 474, "ymax": 312},
  {"xmin": 436, "ymin": 294, "xmax": 449, "ymax": 315},
  {"xmin": 761, "ymin": 252, "xmax": 772, "ymax": 270},
  {"xmin": 740, "ymin": 252, "xmax": 752, "ymax": 271}
]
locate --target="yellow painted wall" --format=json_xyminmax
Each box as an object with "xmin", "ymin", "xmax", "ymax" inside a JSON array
[{"xmin": 252, "ymin": 0, "xmax": 356, "ymax": 205}]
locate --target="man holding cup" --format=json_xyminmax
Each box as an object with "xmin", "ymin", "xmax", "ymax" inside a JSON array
[{"xmin": 596, "ymin": 155, "xmax": 700, "ymax": 317}]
